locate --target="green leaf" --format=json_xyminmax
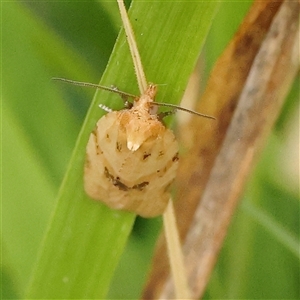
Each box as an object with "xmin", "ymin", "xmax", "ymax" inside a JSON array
[
  {"xmin": 2, "ymin": 104, "xmax": 56, "ymax": 298},
  {"xmin": 242, "ymin": 201, "xmax": 299, "ymax": 259},
  {"xmin": 25, "ymin": 1, "xmax": 219, "ymax": 299}
]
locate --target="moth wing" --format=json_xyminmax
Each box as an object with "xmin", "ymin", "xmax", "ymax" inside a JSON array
[
  {"xmin": 118, "ymin": 128, "xmax": 178, "ymax": 182},
  {"xmin": 105, "ymin": 128, "xmax": 179, "ymax": 217},
  {"xmin": 84, "ymin": 113, "xmax": 120, "ymax": 201},
  {"xmin": 98, "ymin": 112, "xmax": 178, "ymax": 183},
  {"xmin": 118, "ymin": 151, "xmax": 179, "ymax": 217},
  {"xmin": 84, "ymin": 112, "xmax": 179, "ymax": 217}
]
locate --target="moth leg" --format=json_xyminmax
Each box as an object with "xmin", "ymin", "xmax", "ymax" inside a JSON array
[
  {"xmin": 99, "ymin": 104, "xmax": 113, "ymax": 113},
  {"xmin": 157, "ymin": 110, "xmax": 176, "ymax": 121},
  {"xmin": 110, "ymin": 85, "xmax": 133, "ymax": 109}
]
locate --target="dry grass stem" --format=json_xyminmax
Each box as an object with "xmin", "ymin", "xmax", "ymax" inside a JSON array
[
  {"xmin": 142, "ymin": 0, "xmax": 299, "ymax": 298},
  {"xmin": 117, "ymin": 0, "xmax": 190, "ymax": 296},
  {"xmin": 117, "ymin": 0, "xmax": 147, "ymax": 92},
  {"xmin": 163, "ymin": 201, "xmax": 191, "ymax": 299}
]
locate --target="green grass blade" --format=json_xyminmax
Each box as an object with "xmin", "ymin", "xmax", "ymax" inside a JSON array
[
  {"xmin": 2, "ymin": 103, "xmax": 56, "ymax": 296},
  {"xmin": 2, "ymin": 3, "xmax": 97, "ymax": 296},
  {"xmin": 242, "ymin": 201, "xmax": 300, "ymax": 259}
]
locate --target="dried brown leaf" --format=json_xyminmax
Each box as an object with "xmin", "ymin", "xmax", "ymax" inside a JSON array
[{"xmin": 142, "ymin": 0, "xmax": 299, "ymax": 299}]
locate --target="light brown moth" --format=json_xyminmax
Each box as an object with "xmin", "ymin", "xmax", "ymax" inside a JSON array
[
  {"xmin": 53, "ymin": 0, "xmax": 214, "ymax": 219},
  {"xmin": 84, "ymin": 84, "xmax": 179, "ymax": 218},
  {"xmin": 53, "ymin": 77, "xmax": 214, "ymax": 218}
]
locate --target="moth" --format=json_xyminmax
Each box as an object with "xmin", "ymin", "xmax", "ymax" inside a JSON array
[
  {"xmin": 53, "ymin": 78, "xmax": 214, "ymax": 218},
  {"xmin": 86, "ymin": 84, "xmax": 179, "ymax": 217}
]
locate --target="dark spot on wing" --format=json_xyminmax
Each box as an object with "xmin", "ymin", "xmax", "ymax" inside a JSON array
[
  {"xmin": 132, "ymin": 181, "xmax": 149, "ymax": 191},
  {"xmin": 104, "ymin": 167, "xmax": 148, "ymax": 192},
  {"xmin": 113, "ymin": 179, "xmax": 129, "ymax": 191},
  {"xmin": 116, "ymin": 142, "xmax": 122, "ymax": 151},
  {"xmin": 158, "ymin": 151, "xmax": 164, "ymax": 157},
  {"xmin": 104, "ymin": 167, "xmax": 113, "ymax": 180},
  {"xmin": 91, "ymin": 130, "xmax": 102, "ymax": 155},
  {"xmin": 172, "ymin": 153, "xmax": 179, "ymax": 162},
  {"xmin": 143, "ymin": 153, "xmax": 151, "ymax": 160}
]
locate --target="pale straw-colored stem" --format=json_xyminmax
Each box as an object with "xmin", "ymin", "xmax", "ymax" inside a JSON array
[
  {"xmin": 117, "ymin": 0, "xmax": 148, "ymax": 93},
  {"xmin": 117, "ymin": 1, "xmax": 190, "ymax": 298},
  {"xmin": 163, "ymin": 200, "xmax": 191, "ymax": 299}
]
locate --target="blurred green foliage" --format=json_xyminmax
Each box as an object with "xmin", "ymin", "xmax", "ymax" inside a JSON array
[{"xmin": 2, "ymin": 1, "xmax": 299, "ymax": 299}]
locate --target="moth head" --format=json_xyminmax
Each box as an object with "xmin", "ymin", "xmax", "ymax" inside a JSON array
[{"xmin": 145, "ymin": 83, "xmax": 157, "ymax": 99}]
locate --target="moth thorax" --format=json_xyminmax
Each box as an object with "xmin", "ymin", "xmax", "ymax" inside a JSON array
[{"xmin": 124, "ymin": 113, "xmax": 165, "ymax": 151}]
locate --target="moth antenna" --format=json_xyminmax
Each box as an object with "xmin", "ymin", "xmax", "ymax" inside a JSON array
[
  {"xmin": 52, "ymin": 77, "xmax": 137, "ymax": 99},
  {"xmin": 152, "ymin": 102, "xmax": 216, "ymax": 120}
]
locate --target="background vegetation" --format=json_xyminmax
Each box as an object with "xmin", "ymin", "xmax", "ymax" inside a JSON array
[{"xmin": 2, "ymin": 1, "xmax": 299, "ymax": 299}]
